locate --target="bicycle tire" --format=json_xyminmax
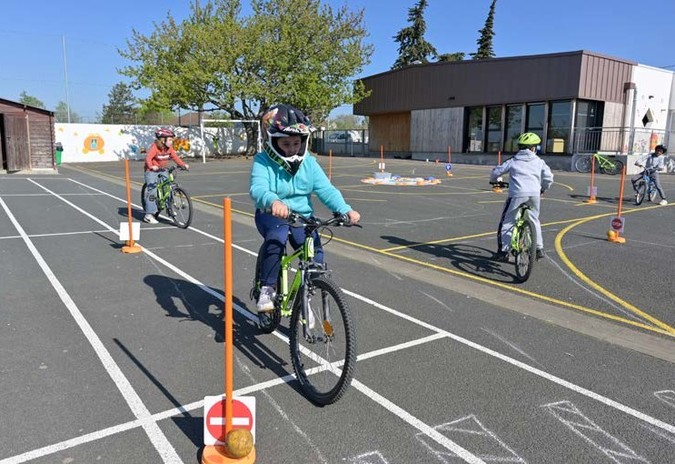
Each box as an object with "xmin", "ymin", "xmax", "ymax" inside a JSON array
[
  {"xmin": 574, "ymin": 156, "xmax": 592, "ymax": 173},
  {"xmin": 600, "ymin": 159, "xmax": 622, "ymax": 175},
  {"xmin": 167, "ymin": 187, "xmax": 193, "ymax": 228},
  {"xmin": 289, "ymin": 275, "xmax": 356, "ymax": 406},
  {"xmin": 514, "ymin": 219, "xmax": 536, "ymax": 282},
  {"xmin": 635, "ymin": 181, "xmax": 646, "ymax": 205},
  {"xmin": 252, "ymin": 250, "xmax": 281, "ymax": 334},
  {"xmin": 648, "ymin": 183, "xmax": 657, "ymax": 202},
  {"xmin": 140, "ymin": 183, "xmax": 161, "ymax": 219}
]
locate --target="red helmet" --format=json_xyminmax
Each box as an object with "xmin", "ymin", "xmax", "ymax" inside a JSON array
[{"xmin": 155, "ymin": 128, "xmax": 175, "ymax": 139}]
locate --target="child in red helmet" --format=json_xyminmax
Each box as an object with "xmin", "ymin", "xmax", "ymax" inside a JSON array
[{"xmin": 143, "ymin": 128, "xmax": 189, "ymax": 223}]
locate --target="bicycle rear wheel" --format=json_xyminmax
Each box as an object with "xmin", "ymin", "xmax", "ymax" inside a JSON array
[
  {"xmin": 648, "ymin": 184, "xmax": 657, "ymax": 202},
  {"xmin": 167, "ymin": 187, "xmax": 193, "ymax": 228},
  {"xmin": 601, "ymin": 159, "xmax": 623, "ymax": 175},
  {"xmin": 635, "ymin": 181, "xmax": 646, "ymax": 205},
  {"xmin": 514, "ymin": 219, "xmax": 536, "ymax": 282},
  {"xmin": 289, "ymin": 275, "xmax": 356, "ymax": 406},
  {"xmin": 140, "ymin": 183, "xmax": 160, "ymax": 219},
  {"xmin": 574, "ymin": 156, "xmax": 592, "ymax": 173}
]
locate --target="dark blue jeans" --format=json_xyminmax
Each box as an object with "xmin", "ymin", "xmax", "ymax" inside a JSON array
[{"xmin": 255, "ymin": 210, "xmax": 324, "ymax": 286}]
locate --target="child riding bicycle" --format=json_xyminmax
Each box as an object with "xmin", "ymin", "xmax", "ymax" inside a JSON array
[
  {"xmin": 490, "ymin": 133, "xmax": 554, "ymax": 262},
  {"xmin": 631, "ymin": 144, "xmax": 668, "ymax": 206},
  {"xmin": 144, "ymin": 128, "xmax": 190, "ymax": 223},
  {"xmin": 249, "ymin": 104, "xmax": 360, "ymax": 313}
]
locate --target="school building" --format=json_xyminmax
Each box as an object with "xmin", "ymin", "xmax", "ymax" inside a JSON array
[{"xmin": 353, "ymin": 50, "xmax": 675, "ymax": 171}]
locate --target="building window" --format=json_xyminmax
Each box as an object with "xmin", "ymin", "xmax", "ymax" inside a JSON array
[
  {"xmin": 486, "ymin": 106, "xmax": 502, "ymax": 153},
  {"xmin": 504, "ymin": 105, "xmax": 523, "ymax": 153},
  {"xmin": 547, "ymin": 100, "xmax": 571, "ymax": 154},
  {"xmin": 574, "ymin": 100, "xmax": 604, "ymax": 152},
  {"xmin": 525, "ymin": 103, "xmax": 545, "ymax": 142},
  {"xmin": 466, "ymin": 107, "xmax": 483, "ymax": 152}
]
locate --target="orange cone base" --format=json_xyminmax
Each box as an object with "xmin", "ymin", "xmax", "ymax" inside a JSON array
[
  {"xmin": 121, "ymin": 243, "xmax": 142, "ymax": 254},
  {"xmin": 584, "ymin": 198, "xmax": 597, "ymax": 204},
  {"xmin": 608, "ymin": 236, "xmax": 626, "ymax": 244},
  {"xmin": 202, "ymin": 445, "xmax": 256, "ymax": 464},
  {"xmin": 492, "ymin": 187, "xmax": 502, "ymax": 193},
  {"xmin": 446, "ymin": 172, "xmax": 453, "ymax": 177}
]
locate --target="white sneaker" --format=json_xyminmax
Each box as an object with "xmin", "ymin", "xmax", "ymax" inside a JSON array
[
  {"xmin": 256, "ymin": 286, "xmax": 276, "ymax": 313},
  {"xmin": 143, "ymin": 214, "xmax": 159, "ymax": 224},
  {"xmin": 659, "ymin": 199, "xmax": 668, "ymax": 206}
]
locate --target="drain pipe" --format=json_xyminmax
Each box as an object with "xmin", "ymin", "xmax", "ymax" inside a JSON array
[{"xmin": 624, "ymin": 82, "xmax": 637, "ymax": 154}]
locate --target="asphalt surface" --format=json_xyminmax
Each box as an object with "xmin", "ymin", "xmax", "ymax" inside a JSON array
[{"xmin": 0, "ymin": 156, "xmax": 673, "ymax": 464}]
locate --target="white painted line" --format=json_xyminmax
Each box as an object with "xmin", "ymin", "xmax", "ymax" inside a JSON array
[
  {"xmin": 342, "ymin": 289, "xmax": 675, "ymax": 435},
  {"xmin": 0, "ymin": 195, "xmax": 183, "ymax": 464}
]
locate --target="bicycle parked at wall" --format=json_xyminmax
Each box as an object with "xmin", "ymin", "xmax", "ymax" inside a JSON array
[
  {"xmin": 633, "ymin": 168, "xmax": 659, "ymax": 206},
  {"xmin": 574, "ymin": 152, "xmax": 624, "ymax": 175},
  {"xmin": 141, "ymin": 166, "xmax": 193, "ymax": 228},
  {"xmin": 490, "ymin": 181, "xmax": 537, "ymax": 282},
  {"xmin": 250, "ymin": 212, "xmax": 360, "ymax": 405}
]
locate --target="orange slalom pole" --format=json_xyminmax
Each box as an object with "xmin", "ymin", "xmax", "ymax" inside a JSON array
[
  {"xmin": 497, "ymin": 150, "xmax": 502, "ymax": 165},
  {"xmin": 122, "ymin": 159, "xmax": 141, "ymax": 254},
  {"xmin": 585, "ymin": 156, "xmax": 597, "ymax": 203},
  {"xmin": 223, "ymin": 197, "xmax": 233, "ymax": 435},
  {"xmin": 608, "ymin": 165, "xmax": 627, "ymax": 244},
  {"xmin": 328, "ymin": 149, "xmax": 332, "ymax": 180},
  {"xmin": 380, "ymin": 145, "xmax": 384, "ymax": 172},
  {"xmin": 448, "ymin": 146, "xmax": 452, "ymax": 163}
]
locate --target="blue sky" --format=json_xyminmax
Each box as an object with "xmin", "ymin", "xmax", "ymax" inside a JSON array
[{"xmin": 1, "ymin": 0, "xmax": 673, "ymax": 121}]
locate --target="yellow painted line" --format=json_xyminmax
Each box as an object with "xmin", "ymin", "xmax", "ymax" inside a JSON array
[
  {"xmin": 192, "ymin": 192, "xmax": 249, "ymax": 199},
  {"xmin": 192, "ymin": 197, "xmax": 254, "ymax": 217},
  {"xmin": 554, "ymin": 182, "xmax": 575, "ymax": 191},
  {"xmin": 554, "ymin": 206, "xmax": 675, "ymax": 334},
  {"xmin": 379, "ymin": 215, "xmax": 602, "ymax": 252},
  {"xmin": 327, "ymin": 235, "xmax": 673, "ymax": 337}
]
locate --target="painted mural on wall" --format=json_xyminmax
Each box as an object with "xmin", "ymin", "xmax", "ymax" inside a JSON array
[{"xmin": 55, "ymin": 123, "xmax": 253, "ymax": 163}]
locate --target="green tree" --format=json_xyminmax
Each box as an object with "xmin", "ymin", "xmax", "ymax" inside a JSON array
[
  {"xmin": 101, "ymin": 82, "xmax": 137, "ymax": 124},
  {"xmin": 438, "ymin": 52, "xmax": 466, "ymax": 62},
  {"xmin": 471, "ymin": 0, "xmax": 497, "ymax": 60},
  {"xmin": 18, "ymin": 91, "xmax": 45, "ymax": 109},
  {"xmin": 391, "ymin": 0, "xmax": 437, "ymax": 69},
  {"xmin": 54, "ymin": 101, "xmax": 82, "ymax": 123},
  {"xmin": 119, "ymin": 0, "xmax": 372, "ymax": 155}
]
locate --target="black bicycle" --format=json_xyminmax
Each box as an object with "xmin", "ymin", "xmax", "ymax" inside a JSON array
[
  {"xmin": 250, "ymin": 212, "xmax": 361, "ymax": 405},
  {"xmin": 141, "ymin": 166, "xmax": 193, "ymax": 228}
]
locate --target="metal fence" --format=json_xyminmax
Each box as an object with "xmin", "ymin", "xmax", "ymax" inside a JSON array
[{"xmin": 572, "ymin": 127, "xmax": 667, "ymax": 154}]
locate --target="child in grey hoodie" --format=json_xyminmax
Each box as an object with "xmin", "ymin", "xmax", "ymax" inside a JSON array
[{"xmin": 490, "ymin": 133, "xmax": 554, "ymax": 261}]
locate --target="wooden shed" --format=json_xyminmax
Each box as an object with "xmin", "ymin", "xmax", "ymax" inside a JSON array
[{"xmin": 0, "ymin": 98, "xmax": 56, "ymax": 172}]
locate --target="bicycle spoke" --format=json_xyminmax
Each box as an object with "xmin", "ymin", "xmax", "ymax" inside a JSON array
[{"xmin": 290, "ymin": 276, "xmax": 355, "ymax": 405}]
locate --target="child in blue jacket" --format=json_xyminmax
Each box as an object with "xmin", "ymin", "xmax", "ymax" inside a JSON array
[{"xmin": 249, "ymin": 104, "xmax": 360, "ymax": 312}]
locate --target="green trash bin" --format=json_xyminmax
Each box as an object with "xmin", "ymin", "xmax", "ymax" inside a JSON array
[{"xmin": 55, "ymin": 143, "xmax": 63, "ymax": 165}]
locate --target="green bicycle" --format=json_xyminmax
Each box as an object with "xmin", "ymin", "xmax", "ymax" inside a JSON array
[
  {"xmin": 574, "ymin": 153, "xmax": 624, "ymax": 175},
  {"xmin": 250, "ymin": 212, "xmax": 359, "ymax": 405},
  {"xmin": 491, "ymin": 181, "xmax": 537, "ymax": 282},
  {"xmin": 140, "ymin": 166, "xmax": 193, "ymax": 228}
]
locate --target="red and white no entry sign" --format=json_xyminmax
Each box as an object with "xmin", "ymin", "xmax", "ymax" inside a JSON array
[
  {"xmin": 610, "ymin": 216, "xmax": 625, "ymax": 233},
  {"xmin": 203, "ymin": 395, "xmax": 256, "ymax": 445}
]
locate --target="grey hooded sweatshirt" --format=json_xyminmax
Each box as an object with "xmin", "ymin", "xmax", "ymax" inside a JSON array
[{"xmin": 490, "ymin": 149, "xmax": 554, "ymax": 197}]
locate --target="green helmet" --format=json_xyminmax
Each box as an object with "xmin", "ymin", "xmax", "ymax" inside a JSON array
[{"xmin": 517, "ymin": 132, "xmax": 541, "ymax": 146}]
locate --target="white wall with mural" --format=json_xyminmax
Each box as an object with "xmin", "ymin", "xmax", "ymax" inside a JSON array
[{"xmin": 55, "ymin": 123, "xmax": 257, "ymax": 163}]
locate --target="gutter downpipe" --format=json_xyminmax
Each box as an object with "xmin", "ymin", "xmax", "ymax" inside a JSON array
[{"xmin": 625, "ymin": 82, "xmax": 637, "ymax": 155}]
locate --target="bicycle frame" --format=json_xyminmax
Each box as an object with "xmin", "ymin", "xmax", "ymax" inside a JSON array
[
  {"xmin": 510, "ymin": 206, "xmax": 530, "ymax": 253},
  {"xmin": 154, "ymin": 171, "xmax": 175, "ymax": 210},
  {"xmin": 277, "ymin": 235, "xmax": 318, "ymax": 318}
]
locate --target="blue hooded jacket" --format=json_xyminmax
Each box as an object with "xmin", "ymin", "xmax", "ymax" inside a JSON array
[
  {"xmin": 490, "ymin": 149, "xmax": 554, "ymax": 197},
  {"xmin": 249, "ymin": 149, "xmax": 351, "ymax": 217}
]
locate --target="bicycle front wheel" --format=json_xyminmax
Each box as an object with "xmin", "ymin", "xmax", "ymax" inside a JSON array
[
  {"xmin": 289, "ymin": 275, "xmax": 356, "ymax": 406},
  {"xmin": 514, "ymin": 219, "xmax": 536, "ymax": 283},
  {"xmin": 601, "ymin": 159, "xmax": 623, "ymax": 175},
  {"xmin": 635, "ymin": 181, "xmax": 646, "ymax": 205},
  {"xmin": 574, "ymin": 156, "xmax": 592, "ymax": 173},
  {"xmin": 167, "ymin": 187, "xmax": 193, "ymax": 228},
  {"xmin": 648, "ymin": 184, "xmax": 657, "ymax": 202}
]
